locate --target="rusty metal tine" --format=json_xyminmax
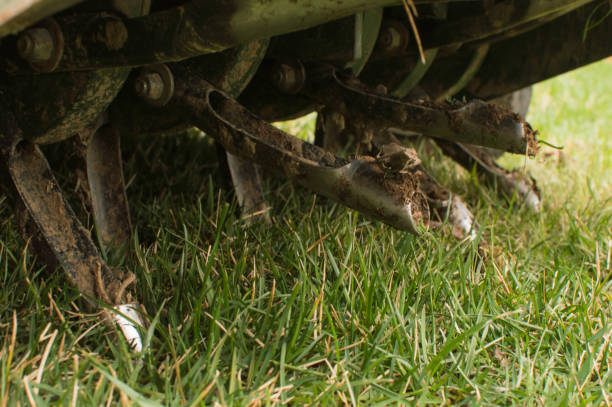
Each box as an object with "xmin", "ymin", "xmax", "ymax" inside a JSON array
[
  {"xmin": 171, "ymin": 76, "xmax": 430, "ymax": 233},
  {"xmin": 417, "ymin": 166, "xmax": 479, "ymax": 240},
  {"xmin": 0, "ymin": 107, "xmax": 127, "ymax": 302},
  {"xmin": 435, "ymin": 140, "xmax": 541, "ymax": 211},
  {"xmin": 226, "ymin": 152, "xmax": 270, "ymax": 223},
  {"xmin": 84, "ymin": 125, "xmax": 133, "ymax": 248},
  {"xmin": 6, "ymin": 144, "xmax": 118, "ymax": 300},
  {"xmin": 1, "ymin": 106, "xmax": 144, "ymax": 351},
  {"xmin": 304, "ymin": 69, "xmax": 539, "ymax": 155}
]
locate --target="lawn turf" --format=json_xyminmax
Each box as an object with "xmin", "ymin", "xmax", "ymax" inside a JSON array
[{"xmin": 0, "ymin": 60, "xmax": 611, "ymax": 406}]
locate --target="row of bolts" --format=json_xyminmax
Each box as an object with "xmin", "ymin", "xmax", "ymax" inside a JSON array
[{"xmin": 16, "ymin": 19, "xmax": 409, "ymax": 104}]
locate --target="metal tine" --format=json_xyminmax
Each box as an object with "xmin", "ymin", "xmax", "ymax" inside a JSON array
[
  {"xmin": 435, "ymin": 140, "xmax": 541, "ymax": 212},
  {"xmin": 0, "ymin": 106, "xmax": 143, "ymax": 352},
  {"xmin": 419, "ymin": 169, "xmax": 480, "ymax": 241},
  {"xmin": 303, "ymin": 67, "xmax": 539, "ymax": 155},
  {"xmin": 226, "ymin": 152, "xmax": 271, "ymax": 223},
  {"xmin": 316, "ymin": 105, "xmax": 480, "ymax": 241},
  {"xmin": 171, "ymin": 72, "xmax": 488, "ymax": 239},
  {"xmin": 171, "ymin": 75, "xmax": 432, "ymax": 234},
  {"xmin": 78, "ymin": 123, "xmax": 133, "ymax": 250}
]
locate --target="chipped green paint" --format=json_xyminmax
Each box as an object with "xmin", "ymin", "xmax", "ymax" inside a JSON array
[
  {"xmin": 4, "ymin": 0, "xmax": 400, "ymax": 72},
  {"xmin": 5, "ymin": 68, "xmax": 130, "ymax": 143}
]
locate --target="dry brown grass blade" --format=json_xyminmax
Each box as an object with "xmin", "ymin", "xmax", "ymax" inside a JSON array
[
  {"xmin": 404, "ymin": 0, "xmax": 418, "ymax": 16},
  {"xmin": 401, "ymin": 0, "xmax": 426, "ymax": 64}
]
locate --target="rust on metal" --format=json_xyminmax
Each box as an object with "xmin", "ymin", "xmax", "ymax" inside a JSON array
[
  {"xmin": 74, "ymin": 124, "xmax": 133, "ymax": 248},
  {"xmin": 11, "ymin": 17, "xmax": 64, "ymax": 72},
  {"xmin": 376, "ymin": 142, "xmax": 422, "ymax": 173},
  {"xmin": 1, "ymin": 0, "xmax": 609, "ymax": 350},
  {"xmin": 226, "ymin": 154, "xmax": 270, "ymax": 223},
  {"xmin": 134, "ymin": 64, "xmax": 175, "ymax": 107},
  {"xmin": 171, "ymin": 76, "xmax": 475, "ymax": 233},
  {"xmin": 436, "ymin": 140, "xmax": 541, "ymax": 211},
  {"xmin": 2, "ymin": 0, "xmax": 400, "ymax": 72},
  {"xmin": 303, "ymin": 68, "xmax": 539, "ymax": 155},
  {"xmin": 0, "ymin": 106, "xmax": 134, "ymax": 304}
]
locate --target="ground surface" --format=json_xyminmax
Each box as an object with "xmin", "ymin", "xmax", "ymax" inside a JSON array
[{"xmin": 0, "ymin": 60, "xmax": 611, "ymax": 406}]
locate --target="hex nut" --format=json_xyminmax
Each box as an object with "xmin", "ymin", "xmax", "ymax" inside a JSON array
[
  {"xmin": 135, "ymin": 72, "xmax": 164, "ymax": 100},
  {"xmin": 272, "ymin": 60, "xmax": 306, "ymax": 94},
  {"xmin": 377, "ymin": 20, "xmax": 410, "ymax": 55},
  {"xmin": 17, "ymin": 27, "xmax": 54, "ymax": 63},
  {"xmin": 134, "ymin": 64, "xmax": 174, "ymax": 106},
  {"xmin": 16, "ymin": 18, "xmax": 64, "ymax": 72}
]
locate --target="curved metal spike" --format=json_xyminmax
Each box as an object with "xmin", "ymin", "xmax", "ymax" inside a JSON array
[
  {"xmin": 436, "ymin": 140, "xmax": 541, "ymax": 212},
  {"xmin": 0, "ymin": 105, "xmax": 143, "ymax": 352},
  {"xmin": 172, "ymin": 75, "xmax": 432, "ymax": 233},
  {"xmin": 304, "ymin": 69, "xmax": 539, "ymax": 155}
]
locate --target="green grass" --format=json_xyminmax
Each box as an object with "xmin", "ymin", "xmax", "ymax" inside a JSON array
[{"xmin": 1, "ymin": 61, "xmax": 611, "ymax": 406}]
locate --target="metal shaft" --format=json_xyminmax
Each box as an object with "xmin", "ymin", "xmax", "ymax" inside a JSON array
[
  {"xmin": 15, "ymin": 0, "xmax": 401, "ymax": 72},
  {"xmin": 304, "ymin": 69, "xmax": 539, "ymax": 155},
  {"xmin": 171, "ymin": 76, "xmax": 432, "ymax": 233}
]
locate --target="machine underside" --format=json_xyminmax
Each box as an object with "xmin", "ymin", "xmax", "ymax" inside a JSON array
[{"xmin": 1, "ymin": 0, "xmax": 611, "ymax": 350}]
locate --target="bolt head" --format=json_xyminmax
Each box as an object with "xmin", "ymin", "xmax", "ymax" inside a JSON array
[
  {"xmin": 133, "ymin": 65, "xmax": 174, "ymax": 106},
  {"xmin": 102, "ymin": 19, "xmax": 128, "ymax": 51},
  {"xmin": 134, "ymin": 77, "xmax": 149, "ymax": 96},
  {"xmin": 134, "ymin": 72, "xmax": 164, "ymax": 101},
  {"xmin": 272, "ymin": 61, "xmax": 305, "ymax": 94},
  {"xmin": 17, "ymin": 27, "xmax": 54, "ymax": 63},
  {"xmin": 381, "ymin": 27, "xmax": 401, "ymax": 51},
  {"xmin": 16, "ymin": 33, "xmax": 34, "ymax": 56}
]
